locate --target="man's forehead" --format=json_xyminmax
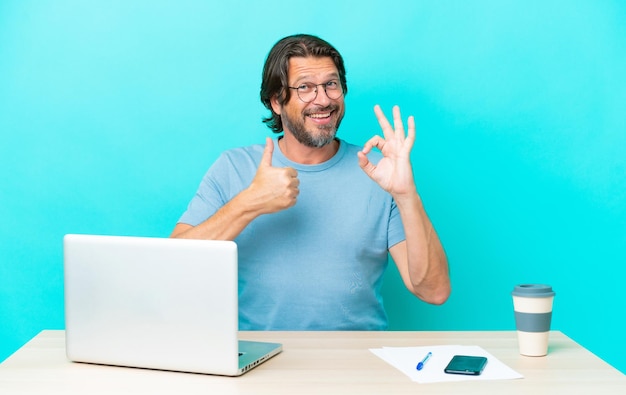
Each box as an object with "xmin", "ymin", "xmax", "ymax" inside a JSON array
[{"xmin": 288, "ymin": 56, "xmax": 338, "ymax": 81}]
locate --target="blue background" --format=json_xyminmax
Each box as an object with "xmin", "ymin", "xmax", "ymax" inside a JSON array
[{"xmin": 1, "ymin": 0, "xmax": 625, "ymax": 374}]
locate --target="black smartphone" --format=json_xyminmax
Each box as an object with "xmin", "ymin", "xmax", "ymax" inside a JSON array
[{"xmin": 444, "ymin": 355, "xmax": 488, "ymax": 375}]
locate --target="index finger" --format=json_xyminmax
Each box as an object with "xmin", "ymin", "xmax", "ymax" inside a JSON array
[{"xmin": 373, "ymin": 105, "xmax": 395, "ymax": 140}]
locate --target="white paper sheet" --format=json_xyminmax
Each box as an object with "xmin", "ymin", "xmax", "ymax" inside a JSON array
[{"xmin": 370, "ymin": 344, "xmax": 523, "ymax": 384}]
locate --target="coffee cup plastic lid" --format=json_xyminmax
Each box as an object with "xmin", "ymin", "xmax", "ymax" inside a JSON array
[{"xmin": 511, "ymin": 284, "xmax": 555, "ymax": 298}]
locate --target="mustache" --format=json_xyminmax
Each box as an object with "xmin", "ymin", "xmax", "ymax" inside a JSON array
[{"xmin": 304, "ymin": 104, "xmax": 339, "ymax": 115}]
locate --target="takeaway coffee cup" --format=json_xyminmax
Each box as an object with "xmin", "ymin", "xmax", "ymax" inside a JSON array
[{"xmin": 511, "ymin": 284, "xmax": 555, "ymax": 356}]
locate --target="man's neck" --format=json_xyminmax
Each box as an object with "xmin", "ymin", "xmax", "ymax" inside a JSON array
[{"xmin": 278, "ymin": 134, "xmax": 339, "ymax": 165}]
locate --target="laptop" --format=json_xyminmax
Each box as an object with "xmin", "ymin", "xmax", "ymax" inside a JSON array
[{"xmin": 63, "ymin": 234, "xmax": 282, "ymax": 376}]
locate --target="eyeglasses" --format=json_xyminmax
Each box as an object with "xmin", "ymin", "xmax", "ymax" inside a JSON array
[{"xmin": 287, "ymin": 80, "xmax": 343, "ymax": 103}]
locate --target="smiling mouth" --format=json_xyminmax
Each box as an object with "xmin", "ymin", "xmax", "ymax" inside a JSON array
[
  {"xmin": 307, "ymin": 112, "xmax": 332, "ymax": 119},
  {"xmin": 305, "ymin": 105, "xmax": 336, "ymax": 120}
]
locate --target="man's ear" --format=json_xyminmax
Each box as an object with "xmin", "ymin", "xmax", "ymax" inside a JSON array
[{"xmin": 270, "ymin": 95, "xmax": 282, "ymax": 115}]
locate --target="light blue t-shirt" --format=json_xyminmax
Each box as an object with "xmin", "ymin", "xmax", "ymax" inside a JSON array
[{"xmin": 178, "ymin": 138, "xmax": 406, "ymax": 330}]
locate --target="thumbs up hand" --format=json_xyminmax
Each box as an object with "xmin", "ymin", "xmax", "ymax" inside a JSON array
[{"xmin": 246, "ymin": 137, "xmax": 299, "ymax": 214}]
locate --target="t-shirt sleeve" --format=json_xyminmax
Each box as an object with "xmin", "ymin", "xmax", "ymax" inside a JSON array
[
  {"xmin": 177, "ymin": 158, "xmax": 230, "ymax": 227},
  {"xmin": 387, "ymin": 198, "xmax": 406, "ymax": 248}
]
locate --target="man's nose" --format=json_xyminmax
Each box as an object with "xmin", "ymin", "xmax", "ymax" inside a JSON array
[{"xmin": 312, "ymin": 85, "xmax": 332, "ymax": 106}]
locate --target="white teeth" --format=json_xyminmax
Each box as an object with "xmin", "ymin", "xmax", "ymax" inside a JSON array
[{"xmin": 308, "ymin": 113, "xmax": 331, "ymax": 119}]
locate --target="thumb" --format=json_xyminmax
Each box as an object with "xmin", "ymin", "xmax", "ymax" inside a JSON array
[{"xmin": 260, "ymin": 137, "xmax": 274, "ymax": 167}]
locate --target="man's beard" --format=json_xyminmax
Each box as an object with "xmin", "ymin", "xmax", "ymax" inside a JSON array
[{"xmin": 281, "ymin": 105, "xmax": 343, "ymax": 148}]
